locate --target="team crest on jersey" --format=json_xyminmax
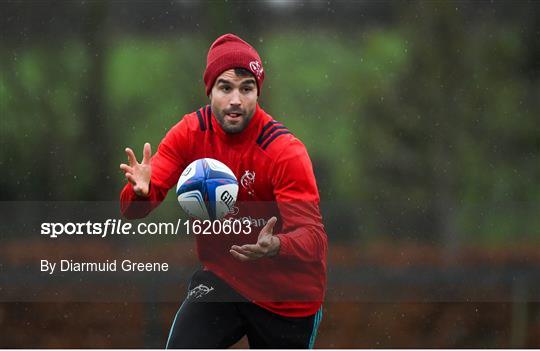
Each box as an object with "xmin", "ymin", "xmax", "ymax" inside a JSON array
[
  {"xmin": 240, "ymin": 170, "xmax": 256, "ymax": 197},
  {"xmin": 229, "ymin": 205, "xmax": 240, "ymax": 215},
  {"xmin": 249, "ymin": 60, "xmax": 264, "ymax": 79}
]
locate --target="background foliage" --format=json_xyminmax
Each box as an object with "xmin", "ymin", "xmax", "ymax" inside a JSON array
[
  {"xmin": 1, "ymin": 1, "xmax": 540, "ymax": 348},
  {"xmin": 2, "ymin": 1, "xmax": 538, "ymax": 245}
]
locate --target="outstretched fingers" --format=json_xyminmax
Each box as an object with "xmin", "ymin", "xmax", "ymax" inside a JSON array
[
  {"xmin": 258, "ymin": 216, "xmax": 277, "ymax": 240},
  {"xmin": 119, "ymin": 163, "xmax": 133, "ymax": 175},
  {"xmin": 229, "ymin": 249, "xmax": 251, "ymax": 261},
  {"xmin": 142, "ymin": 142, "xmax": 152, "ymax": 165},
  {"xmin": 125, "ymin": 147, "xmax": 138, "ymax": 167},
  {"xmin": 125, "ymin": 172, "xmax": 137, "ymax": 186},
  {"xmin": 263, "ymin": 216, "xmax": 277, "ymax": 233},
  {"xmin": 232, "ymin": 244, "xmax": 266, "ymax": 258}
]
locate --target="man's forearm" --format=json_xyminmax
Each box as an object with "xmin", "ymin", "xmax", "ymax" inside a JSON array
[{"xmin": 120, "ymin": 181, "xmax": 166, "ymax": 219}]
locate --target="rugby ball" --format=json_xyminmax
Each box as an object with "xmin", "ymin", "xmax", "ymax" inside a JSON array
[{"xmin": 176, "ymin": 158, "xmax": 238, "ymax": 220}]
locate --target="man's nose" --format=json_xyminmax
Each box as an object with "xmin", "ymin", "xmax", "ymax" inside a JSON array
[{"xmin": 229, "ymin": 89, "xmax": 241, "ymax": 106}]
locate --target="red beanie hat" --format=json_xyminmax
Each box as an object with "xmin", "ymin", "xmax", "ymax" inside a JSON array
[{"xmin": 203, "ymin": 33, "xmax": 265, "ymax": 96}]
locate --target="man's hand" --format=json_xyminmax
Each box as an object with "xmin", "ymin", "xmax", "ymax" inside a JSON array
[
  {"xmin": 120, "ymin": 143, "xmax": 152, "ymax": 197},
  {"xmin": 230, "ymin": 217, "xmax": 280, "ymax": 261}
]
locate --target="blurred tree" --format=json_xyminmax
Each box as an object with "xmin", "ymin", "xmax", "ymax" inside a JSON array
[
  {"xmin": 0, "ymin": 1, "xmax": 538, "ymax": 245},
  {"xmin": 359, "ymin": 1, "xmax": 540, "ymax": 246},
  {"xmin": 80, "ymin": 1, "xmax": 111, "ymax": 200}
]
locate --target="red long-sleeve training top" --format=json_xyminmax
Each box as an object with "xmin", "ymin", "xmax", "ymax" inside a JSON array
[{"xmin": 120, "ymin": 104, "xmax": 327, "ymax": 317}]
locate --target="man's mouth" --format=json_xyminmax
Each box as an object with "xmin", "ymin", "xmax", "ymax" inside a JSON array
[{"xmin": 225, "ymin": 112, "xmax": 243, "ymax": 119}]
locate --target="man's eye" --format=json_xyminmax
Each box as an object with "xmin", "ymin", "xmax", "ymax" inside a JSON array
[
  {"xmin": 242, "ymin": 87, "xmax": 253, "ymax": 93},
  {"xmin": 221, "ymin": 86, "xmax": 231, "ymax": 92}
]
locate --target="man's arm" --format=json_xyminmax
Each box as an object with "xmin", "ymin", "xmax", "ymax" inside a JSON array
[
  {"xmin": 271, "ymin": 140, "xmax": 328, "ymax": 262},
  {"xmin": 229, "ymin": 139, "xmax": 327, "ymax": 262},
  {"xmin": 119, "ymin": 118, "xmax": 189, "ymax": 219}
]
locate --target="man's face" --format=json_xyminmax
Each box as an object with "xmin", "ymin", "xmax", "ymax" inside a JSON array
[{"xmin": 210, "ymin": 69, "xmax": 258, "ymax": 134}]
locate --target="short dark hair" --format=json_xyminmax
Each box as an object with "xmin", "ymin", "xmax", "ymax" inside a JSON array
[{"xmin": 234, "ymin": 67, "xmax": 254, "ymax": 78}]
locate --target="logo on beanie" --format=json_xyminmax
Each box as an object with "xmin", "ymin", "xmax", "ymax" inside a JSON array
[{"xmin": 249, "ymin": 60, "xmax": 264, "ymax": 79}]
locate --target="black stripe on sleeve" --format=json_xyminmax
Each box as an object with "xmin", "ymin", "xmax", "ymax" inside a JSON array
[
  {"xmin": 196, "ymin": 108, "xmax": 206, "ymax": 131},
  {"xmin": 206, "ymin": 105, "xmax": 213, "ymax": 131},
  {"xmin": 261, "ymin": 130, "xmax": 291, "ymax": 150},
  {"xmin": 257, "ymin": 120, "xmax": 281, "ymax": 145},
  {"xmin": 258, "ymin": 125, "xmax": 288, "ymax": 145}
]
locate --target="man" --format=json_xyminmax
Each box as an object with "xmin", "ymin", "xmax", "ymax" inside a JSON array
[{"xmin": 119, "ymin": 33, "xmax": 327, "ymax": 348}]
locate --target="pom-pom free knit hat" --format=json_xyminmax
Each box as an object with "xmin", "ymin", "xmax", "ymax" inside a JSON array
[{"xmin": 203, "ymin": 33, "xmax": 265, "ymax": 96}]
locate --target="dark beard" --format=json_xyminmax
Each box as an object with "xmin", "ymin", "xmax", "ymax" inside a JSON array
[{"xmin": 214, "ymin": 108, "xmax": 255, "ymax": 134}]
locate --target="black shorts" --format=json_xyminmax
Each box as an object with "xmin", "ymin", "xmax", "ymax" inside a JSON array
[{"xmin": 165, "ymin": 270, "xmax": 323, "ymax": 349}]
